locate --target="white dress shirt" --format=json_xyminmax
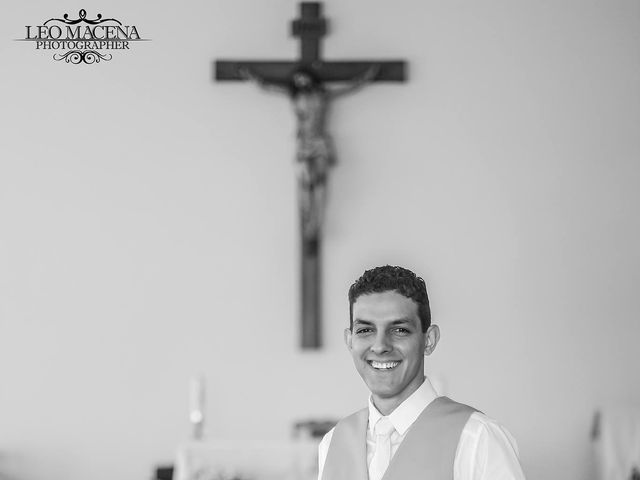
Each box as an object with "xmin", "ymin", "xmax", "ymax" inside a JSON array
[{"xmin": 318, "ymin": 378, "xmax": 526, "ymax": 480}]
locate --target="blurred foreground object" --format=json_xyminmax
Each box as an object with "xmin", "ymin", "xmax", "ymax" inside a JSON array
[{"xmin": 592, "ymin": 407, "xmax": 640, "ymax": 479}]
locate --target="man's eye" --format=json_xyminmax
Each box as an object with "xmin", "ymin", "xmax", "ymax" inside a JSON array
[
  {"xmin": 355, "ymin": 328, "xmax": 373, "ymax": 335},
  {"xmin": 392, "ymin": 328, "xmax": 410, "ymax": 335}
]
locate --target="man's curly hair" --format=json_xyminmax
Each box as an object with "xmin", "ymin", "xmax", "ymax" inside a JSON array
[{"xmin": 348, "ymin": 265, "xmax": 431, "ymax": 332}]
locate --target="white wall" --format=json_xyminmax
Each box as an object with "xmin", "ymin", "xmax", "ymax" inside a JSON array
[{"xmin": 1, "ymin": 1, "xmax": 639, "ymax": 479}]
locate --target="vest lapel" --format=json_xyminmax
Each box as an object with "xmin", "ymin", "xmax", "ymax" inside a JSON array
[
  {"xmin": 381, "ymin": 396, "xmax": 476, "ymax": 480},
  {"xmin": 321, "ymin": 408, "xmax": 368, "ymax": 480}
]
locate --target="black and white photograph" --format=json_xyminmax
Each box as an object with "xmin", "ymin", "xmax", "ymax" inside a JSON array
[{"xmin": 1, "ymin": 1, "xmax": 639, "ymax": 480}]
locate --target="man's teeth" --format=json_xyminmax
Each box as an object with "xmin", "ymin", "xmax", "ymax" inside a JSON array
[{"xmin": 370, "ymin": 361, "xmax": 399, "ymax": 369}]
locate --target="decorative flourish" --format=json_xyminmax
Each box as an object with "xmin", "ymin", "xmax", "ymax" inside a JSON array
[
  {"xmin": 53, "ymin": 50, "xmax": 113, "ymax": 64},
  {"xmin": 44, "ymin": 9, "xmax": 122, "ymax": 26}
]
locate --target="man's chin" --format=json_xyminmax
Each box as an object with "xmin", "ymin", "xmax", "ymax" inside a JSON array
[{"xmin": 364, "ymin": 379, "xmax": 400, "ymax": 399}]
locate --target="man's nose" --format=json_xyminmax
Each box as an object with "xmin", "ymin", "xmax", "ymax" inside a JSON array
[{"xmin": 370, "ymin": 331, "xmax": 392, "ymax": 354}]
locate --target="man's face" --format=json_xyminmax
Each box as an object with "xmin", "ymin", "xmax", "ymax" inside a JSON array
[{"xmin": 345, "ymin": 290, "xmax": 438, "ymax": 413}]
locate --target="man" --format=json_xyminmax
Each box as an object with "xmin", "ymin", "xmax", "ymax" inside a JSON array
[{"xmin": 318, "ymin": 265, "xmax": 525, "ymax": 480}]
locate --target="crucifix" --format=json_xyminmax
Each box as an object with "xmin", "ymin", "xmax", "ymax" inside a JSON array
[{"xmin": 215, "ymin": 2, "xmax": 406, "ymax": 349}]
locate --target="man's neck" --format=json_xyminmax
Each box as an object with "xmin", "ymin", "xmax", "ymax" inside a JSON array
[{"xmin": 372, "ymin": 376, "xmax": 426, "ymax": 416}]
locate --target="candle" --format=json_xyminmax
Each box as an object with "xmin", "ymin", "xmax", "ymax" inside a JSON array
[{"xmin": 189, "ymin": 374, "xmax": 205, "ymax": 440}]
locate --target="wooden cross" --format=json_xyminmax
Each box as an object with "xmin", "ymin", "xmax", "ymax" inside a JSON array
[{"xmin": 215, "ymin": 2, "xmax": 406, "ymax": 349}]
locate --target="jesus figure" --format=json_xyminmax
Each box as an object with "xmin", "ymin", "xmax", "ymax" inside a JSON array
[{"xmin": 239, "ymin": 66, "xmax": 379, "ymax": 240}]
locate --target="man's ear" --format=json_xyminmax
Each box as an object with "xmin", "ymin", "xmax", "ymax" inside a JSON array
[
  {"xmin": 344, "ymin": 328, "xmax": 353, "ymax": 350},
  {"xmin": 424, "ymin": 324, "xmax": 440, "ymax": 356}
]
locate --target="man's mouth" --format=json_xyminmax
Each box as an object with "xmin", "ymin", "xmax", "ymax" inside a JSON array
[{"xmin": 367, "ymin": 360, "xmax": 400, "ymax": 370}]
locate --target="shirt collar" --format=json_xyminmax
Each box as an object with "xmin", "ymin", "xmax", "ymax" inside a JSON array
[{"xmin": 367, "ymin": 376, "xmax": 439, "ymax": 436}]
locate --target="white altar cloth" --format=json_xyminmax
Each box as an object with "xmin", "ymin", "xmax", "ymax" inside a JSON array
[{"xmin": 175, "ymin": 440, "xmax": 318, "ymax": 480}]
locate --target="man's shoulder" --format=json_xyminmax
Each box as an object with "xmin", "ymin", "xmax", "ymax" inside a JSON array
[
  {"xmin": 338, "ymin": 407, "xmax": 369, "ymax": 423},
  {"xmin": 464, "ymin": 411, "xmax": 520, "ymax": 446},
  {"xmin": 318, "ymin": 426, "xmax": 334, "ymax": 451},
  {"xmin": 430, "ymin": 398, "xmax": 519, "ymax": 446},
  {"xmin": 455, "ymin": 411, "xmax": 524, "ymax": 475},
  {"xmin": 329, "ymin": 406, "xmax": 369, "ymax": 429},
  {"xmin": 430, "ymin": 395, "xmax": 480, "ymax": 417},
  {"xmin": 320, "ymin": 407, "xmax": 368, "ymax": 447}
]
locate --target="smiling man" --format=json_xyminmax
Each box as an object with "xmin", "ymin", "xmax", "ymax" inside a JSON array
[{"xmin": 318, "ymin": 265, "xmax": 525, "ymax": 480}]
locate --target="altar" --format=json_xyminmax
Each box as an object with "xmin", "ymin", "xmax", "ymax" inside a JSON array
[{"xmin": 174, "ymin": 439, "xmax": 319, "ymax": 480}]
